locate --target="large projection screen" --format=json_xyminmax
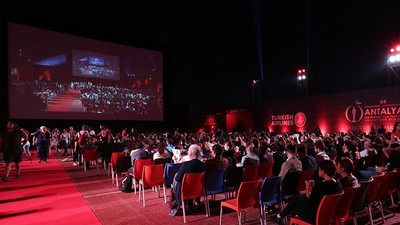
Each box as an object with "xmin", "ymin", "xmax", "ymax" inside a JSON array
[{"xmin": 8, "ymin": 23, "xmax": 163, "ymax": 121}]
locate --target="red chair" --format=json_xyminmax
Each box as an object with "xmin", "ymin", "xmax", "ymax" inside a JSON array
[
  {"xmin": 336, "ymin": 184, "xmax": 360, "ymax": 225},
  {"xmin": 181, "ymin": 172, "xmax": 209, "ymax": 223},
  {"xmin": 367, "ymin": 174, "xmax": 385, "ymax": 225},
  {"xmin": 258, "ymin": 161, "xmax": 274, "ymax": 179},
  {"xmin": 243, "ymin": 164, "xmax": 260, "ymax": 182},
  {"xmin": 220, "ymin": 179, "xmax": 262, "ymax": 225},
  {"xmin": 130, "ymin": 159, "xmax": 153, "ymax": 194},
  {"xmin": 108, "ymin": 152, "xmax": 125, "ymax": 184},
  {"xmin": 298, "ymin": 169, "xmax": 316, "ymax": 194},
  {"xmin": 289, "ymin": 191, "xmax": 344, "ymax": 225},
  {"xmin": 83, "ymin": 149, "xmax": 98, "ymax": 171},
  {"xmin": 138, "ymin": 164, "xmax": 166, "ymax": 207}
]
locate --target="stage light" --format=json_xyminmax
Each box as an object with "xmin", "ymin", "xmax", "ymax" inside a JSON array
[
  {"xmin": 389, "ymin": 56, "xmax": 396, "ymax": 63},
  {"xmin": 298, "ymin": 70, "xmax": 302, "ymax": 73},
  {"xmin": 302, "ymin": 75, "xmax": 306, "ymax": 79},
  {"xmin": 302, "ymin": 69, "xmax": 305, "ymax": 72},
  {"xmin": 298, "ymin": 76, "xmax": 302, "ymax": 80},
  {"xmin": 396, "ymin": 46, "xmax": 400, "ymax": 51},
  {"xmin": 391, "ymin": 48, "xmax": 395, "ymax": 52}
]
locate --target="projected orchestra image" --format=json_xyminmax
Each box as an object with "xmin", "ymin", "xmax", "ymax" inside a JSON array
[{"xmin": 8, "ymin": 23, "xmax": 163, "ymax": 121}]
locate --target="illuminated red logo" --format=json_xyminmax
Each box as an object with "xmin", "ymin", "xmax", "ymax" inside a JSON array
[
  {"xmin": 345, "ymin": 104, "xmax": 364, "ymax": 123},
  {"xmin": 294, "ymin": 112, "xmax": 306, "ymax": 127}
]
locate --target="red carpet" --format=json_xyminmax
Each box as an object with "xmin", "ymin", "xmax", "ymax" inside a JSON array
[
  {"xmin": 0, "ymin": 155, "xmax": 101, "ymax": 225},
  {"xmin": 47, "ymin": 89, "xmax": 85, "ymax": 112}
]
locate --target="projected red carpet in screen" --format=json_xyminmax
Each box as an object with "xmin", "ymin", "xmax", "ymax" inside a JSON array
[
  {"xmin": 47, "ymin": 89, "xmax": 85, "ymax": 112},
  {"xmin": 0, "ymin": 157, "xmax": 101, "ymax": 225}
]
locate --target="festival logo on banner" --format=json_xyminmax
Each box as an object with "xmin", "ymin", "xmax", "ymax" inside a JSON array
[
  {"xmin": 345, "ymin": 100, "xmax": 400, "ymax": 123},
  {"xmin": 271, "ymin": 112, "xmax": 306, "ymax": 127}
]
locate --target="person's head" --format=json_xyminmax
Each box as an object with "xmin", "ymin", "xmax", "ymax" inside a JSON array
[
  {"xmin": 245, "ymin": 142, "xmax": 254, "ymax": 153},
  {"xmin": 6, "ymin": 121, "xmax": 19, "ymax": 132},
  {"xmin": 82, "ymin": 124, "xmax": 88, "ymax": 131},
  {"xmin": 363, "ymin": 139, "xmax": 372, "ymax": 150},
  {"xmin": 100, "ymin": 124, "xmax": 105, "ymax": 130},
  {"xmin": 315, "ymin": 140, "xmax": 325, "ymax": 153},
  {"xmin": 318, "ymin": 160, "xmax": 336, "ymax": 179},
  {"xmin": 337, "ymin": 157, "xmax": 354, "ymax": 175},
  {"xmin": 296, "ymin": 144, "xmax": 307, "ymax": 159},
  {"xmin": 40, "ymin": 126, "xmax": 47, "ymax": 133},
  {"xmin": 188, "ymin": 144, "xmax": 201, "ymax": 159},
  {"xmin": 157, "ymin": 142, "xmax": 166, "ymax": 154},
  {"xmin": 343, "ymin": 140, "xmax": 355, "ymax": 153},
  {"xmin": 212, "ymin": 144, "xmax": 223, "ymax": 158},
  {"xmin": 285, "ymin": 144, "xmax": 296, "ymax": 157},
  {"xmin": 393, "ymin": 122, "xmax": 400, "ymax": 133}
]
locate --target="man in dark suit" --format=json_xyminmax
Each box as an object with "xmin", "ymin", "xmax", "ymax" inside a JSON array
[
  {"xmin": 168, "ymin": 144, "xmax": 206, "ymax": 216},
  {"xmin": 273, "ymin": 160, "xmax": 342, "ymax": 224}
]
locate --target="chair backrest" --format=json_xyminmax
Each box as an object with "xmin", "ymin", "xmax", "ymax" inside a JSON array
[
  {"xmin": 225, "ymin": 166, "xmax": 244, "ymax": 188},
  {"xmin": 315, "ymin": 192, "xmax": 344, "ymax": 225},
  {"xmin": 298, "ymin": 169, "xmax": 316, "ymax": 193},
  {"xmin": 259, "ymin": 176, "xmax": 282, "ymax": 206},
  {"xmin": 133, "ymin": 159, "xmax": 153, "ymax": 179},
  {"xmin": 368, "ymin": 174, "xmax": 384, "ymax": 203},
  {"xmin": 154, "ymin": 158, "xmax": 171, "ymax": 165},
  {"xmin": 116, "ymin": 156, "xmax": 132, "ymax": 173},
  {"xmin": 337, "ymin": 184, "xmax": 360, "ymax": 219},
  {"xmin": 84, "ymin": 149, "xmax": 98, "ymax": 161},
  {"xmin": 111, "ymin": 152, "xmax": 126, "ymax": 168},
  {"xmin": 243, "ymin": 164, "xmax": 260, "ymax": 182},
  {"xmin": 386, "ymin": 170, "xmax": 400, "ymax": 194},
  {"xmin": 205, "ymin": 169, "xmax": 227, "ymax": 195},
  {"xmin": 181, "ymin": 172, "xmax": 206, "ymax": 200},
  {"xmin": 163, "ymin": 163, "xmax": 183, "ymax": 185},
  {"xmin": 237, "ymin": 179, "xmax": 262, "ymax": 211},
  {"xmin": 351, "ymin": 179, "xmax": 373, "ymax": 212},
  {"xmin": 258, "ymin": 162, "xmax": 274, "ymax": 179},
  {"xmin": 281, "ymin": 171, "xmax": 301, "ymax": 196},
  {"xmin": 142, "ymin": 164, "xmax": 164, "ymax": 187}
]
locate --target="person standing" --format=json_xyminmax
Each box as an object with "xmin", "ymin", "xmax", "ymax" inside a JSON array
[
  {"xmin": 0, "ymin": 122, "xmax": 28, "ymax": 181},
  {"xmin": 73, "ymin": 125, "xmax": 90, "ymax": 166},
  {"xmin": 33, "ymin": 126, "xmax": 51, "ymax": 163}
]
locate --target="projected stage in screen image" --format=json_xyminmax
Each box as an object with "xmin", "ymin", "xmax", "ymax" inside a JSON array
[
  {"xmin": 7, "ymin": 22, "xmax": 164, "ymax": 121},
  {"xmin": 72, "ymin": 49, "xmax": 120, "ymax": 80}
]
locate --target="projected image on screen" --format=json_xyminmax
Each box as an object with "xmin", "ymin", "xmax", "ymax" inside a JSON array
[
  {"xmin": 8, "ymin": 23, "xmax": 163, "ymax": 121},
  {"xmin": 72, "ymin": 50, "xmax": 120, "ymax": 80}
]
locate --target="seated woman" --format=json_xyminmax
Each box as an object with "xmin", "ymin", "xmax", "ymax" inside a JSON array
[
  {"xmin": 153, "ymin": 142, "xmax": 171, "ymax": 160},
  {"xmin": 336, "ymin": 157, "xmax": 359, "ymax": 188},
  {"xmin": 273, "ymin": 160, "xmax": 343, "ymax": 224}
]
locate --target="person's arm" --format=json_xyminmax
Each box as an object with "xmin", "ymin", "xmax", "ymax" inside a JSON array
[{"xmin": 383, "ymin": 147, "xmax": 400, "ymax": 158}]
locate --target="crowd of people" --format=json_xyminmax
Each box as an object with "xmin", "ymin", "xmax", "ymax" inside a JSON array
[
  {"xmin": 1, "ymin": 121, "xmax": 399, "ymax": 223},
  {"xmin": 13, "ymin": 80, "xmax": 163, "ymax": 115}
]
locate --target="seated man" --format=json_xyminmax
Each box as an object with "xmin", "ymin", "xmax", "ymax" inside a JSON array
[
  {"xmin": 237, "ymin": 142, "xmax": 259, "ymax": 167},
  {"xmin": 126, "ymin": 142, "xmax": 151, "ymax": 175},
  {"xmin": 204, "ymin": 144, "xmax": 229, "ymax": 170},
  {"xmin": 279, "ymin": 144, "xmax": 302, "ymax": 181},
  {"xmin": 273, "ymin": 160, "xmax": 343, "ymax": 224},
  {"xmin": 169, "ymin": 144, "xmax": 206, "ymax": 216}
]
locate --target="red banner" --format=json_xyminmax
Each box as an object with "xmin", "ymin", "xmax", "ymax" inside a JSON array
[{"xmin": 255, "ymin": 86, "xmax": 400, "ymax": 134}]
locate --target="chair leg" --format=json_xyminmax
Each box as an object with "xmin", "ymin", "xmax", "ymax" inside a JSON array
[
  {"xmin": 261, "ymin": 206, "xmax": 266, "ymax": 225},
  {"xmin": 353, "ymin": 213, "xmax": 358, "ymax": 225},
  {"xmin": 367, "ymin": 205, "xmax": 374, "ymax": 225},
  {"xmin": 84, "ymin": 161, "xmax": 87, "ymax": 171},
  {"xmin": 390, "ymin": 192, "xmax": 395, "ymax": 206},
  {"xmin": 379, "ymin": 201, "xmax": 385, "ymax": 223},
  {"xmin": 139, "ymin": 183, "xmax": 141, "ymax": 201},
  {"xmin": 219, "ymin": 207, "xmax": 223, "ymax": 225},
  {"xmin": 143, "ymin": 185, "xmax": 146, "ymax": 207},
  {"xmin": 163, "ymin": 184, "xmax": 167, "ymax": 203},
  {"xmin": 183, "ymin": 200, "xmax": 187, "ymax": 223},
  {"xmin": 238, "ymin": 213, "xmax": 242, "ymax": 225},
  {"xmin": 133, "ymin": 178, "xmax": 137, "ymax": 194},
  {"xmin": 111, "ymin": 167, "xmax": 114, "ymax": 183},
  {"xmin": 243, "ymin": 211, "xmax": 246, "ymax": 223},
  {"xmin": 104, "ymin": 161, "xmax": 106, "ymax": 170},
  {"xmin": 116, "ymin": 174, "xmax": 119, "ymax": 187},
  {"xmin": 205, "ymin": 195, "xmax": 210, "ymax": 217},
  {"xmin": 158, "ymin": 186, "xmax": 161, "ymax": 198}
]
